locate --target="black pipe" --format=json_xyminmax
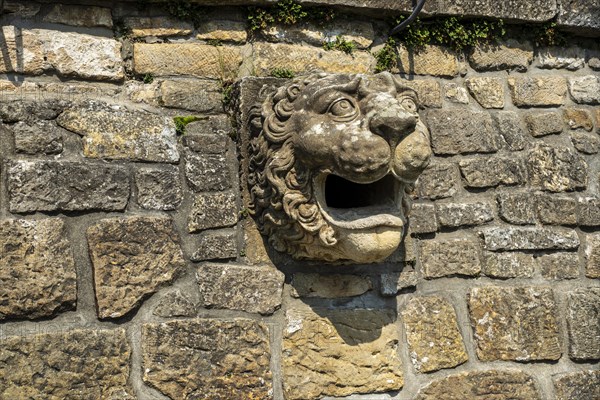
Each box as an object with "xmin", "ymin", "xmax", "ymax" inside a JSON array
[{"xmin": 390, "ymin": 0, "xmax": 427, "ymax": 35}]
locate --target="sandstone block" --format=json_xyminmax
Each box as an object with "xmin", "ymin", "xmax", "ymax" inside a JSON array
[
  {"xmin": 184, "ymin": 151, "xmax": 232, "ymax": 192},
  {"xmin": 479, "ymin": 226, "xmax": 579, "ymax": 251},
  {"xmin": 87, "ymin": 216, "xmax": 186, "ymax": 319},
  {"xmin": 538, "ymin": 252, "xmax": 579, "ymax": 280},
  {"xmin": 125, "ymin": 16, "xmax": 193, "ymax": 37},
  {"xmin": 420, "ymin": 236, "xmax": 481, "ymax": 278},
  {"xmin": 409, "ymin": 203, "xmax": 438, "ymax": 233},
  {"xmin": 469, "ymin": 40, "xmax": 533, "ymax": 72},
  {"xmin": 538, "ymin": 46, "xmax": 585, "ymax": 70},
  {"xmin": 444, "ymin": 83, "xmax": 469, "ymax": 104},
  {"xmin": 153, "ymin": 290, "xmax": 197, "ymax": 318},
  {"xmin": 143, "ymin": 319, "xmax": 272, "ymax": 399},
  {"xmin": 283, "ymin": 307, "xmax": 402, "ymax": 399},
  {"xmin": 262, "ymin": 20, "xmax": 373, "ymax": 48},
  {"xmin": 160, "ymin": 79, "xmax": 224, "ymax": 112},
  {"xmin": 578, "ymin": 197, "xmax": 600, "ymax": 226},
  {"xmin": 524, "ymin": 111, "xmax": 563, "ymax": 137},
  {"xmin": 191, "ymin": 229, "xmax": 238, "ymax": 261},
  {"xmin": 469, "ymin": 286, "xmax": 561, "ymax": 361},
  {"xmin": 567, "ymin": 288, "xmax": 600, "ymax": 360},
  {"xmin": 380, "ymin": 269, "xmax": 417, "ymax": 296},
  {"xmin": 291, "ymin": 273, "xmax": 372, "ymax": 298},
  {"xmin": 184, "ymin": 115, "xmax": 233, "ymax": 138},
  {"xmin": 584, "ymin": 233, "xmax": 600, "ymax": 278},
  {"xmin": 571, "ymin": 131, "xmax": 600, "ymax": 154},
  {"xmin": 427, "ymin": 110, "xmax": 503, "ymax": 155},
  {"xmin": 398, "ymin": 44, "xmax": 459, "ymax": 77},
  {"xmin": 498, "ymin": 192, "xmax": 537, "ymax": 225},
  {"xmin": 459, "ymin": 156, "xmax": 527, "ymax": 188},
  {"xmin": 563, "ymin": 108, "xmax": 593, "ymax": 131},
  {"xmin": 537, "ymin": 194, "xmax": 578, "ymax": 225},
  {"xmin": 0, "ymin": 98, "xmax": 68, "ymax": 123},
  {"xmin": 135, "ymin": 166, "xmax": 182, "ymax": 211},
  {"xmin": 493, "ymin": 111, "xmax": 527, "ymax": 151},
  {"xmin": 402, "ymin": 296, "xmax": 468, "ymax": 373},
  {"xmin": 568, "ymin": 75, "xmax": 600, "ymax": 104},
  {"xmin": 7, "ymin": 160, "xmax": 129, "ymax": 213},
  {"xmin": 197, "ymin": 20, "xmax": 248, "ymax": 42},
  {"xmin": 0, "ymin": 219, "xmax": 76, "ymax": 320},
  {"xmin": 12, "ymin": 120, "xmax": 63, "ymax": 155},
  {"xmin": 466, "ymin": 77, "xmax": 504, "ymax": 108},
  {"xmin": 188, "ymin": 191, "xmax": 238, "ymax": 232},
  {"xmin": 403, "ymin": 79, "xmax": 442, "ymax": 108},
  {"xmin": 436, "ymin": 202, "xmax": 494, "ymax": 228},
  {"xmin": 483, "ymin": 252, "xmax": 535, "ymax": 279},
  {"xmin": 197, "ymin": 263, "xmax": 284, "ymax": 314},
  {"xmin": 508, "ymin": 76, "xmax": 567, "ymax": 107},
  {"xmin": 553, "ymin": 371, "xmax": 600, "ymax": 400},
  {"xmin": 528, "ymin": 144, "xmax": 587, "ymax": 192},
  {"xmin": 415, "ymin": 162, "xmax": 458, "ymax": 199},
  {"xmin": 43, "ymin": 4, "xmax": 112, "ymax": 27}
]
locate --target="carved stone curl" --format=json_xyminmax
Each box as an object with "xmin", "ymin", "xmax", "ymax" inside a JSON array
[{"xmin": 247, "ymin": 73, "xmax": 432, "ymax": 263}]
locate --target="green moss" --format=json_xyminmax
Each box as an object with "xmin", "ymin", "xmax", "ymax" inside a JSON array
[
  {"xmin": 374, "ymin": 37, "xmax": 398, "ymax": 73},
  {"xmin": 248, "ymin": 0, "xmax": 335, "ymax": 31},
  {"xmin": 142, "ymin": 73, "xmax": 154, "ymax": 84},
  {"xmin": 533, "ymin": 22, "xmax": 567, "ymax": 47},
  {"xmin": 270, "ymin": 68, "xmax": 295, "ymax": 78},
  {"xmin": 173, "ymin": 116, "xmax": 202, "ymax": 135},
  {"xmin": 323, "ymin": 35, "xmax": 356, "ymax": 54},
  {"xmin": 221, "ymin": 81, "xmax": 234, "ymax": 109}
]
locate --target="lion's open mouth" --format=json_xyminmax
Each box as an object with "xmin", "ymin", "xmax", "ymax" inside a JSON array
[{"xmin": 315, "ymin": 173, "xmax": 406, "ymax": 229}]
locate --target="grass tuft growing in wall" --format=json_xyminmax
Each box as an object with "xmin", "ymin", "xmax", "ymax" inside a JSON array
[
  {"xmin": 248, "ymin": 0, "xmax": 335, "ymax": 31},
  {"xmin": 323, "ymin": 35, "xmax": 356, "ymax": 54},
  {"xmin": 270, "ymin": 68, "xmax": 295, "ymax": 78}
]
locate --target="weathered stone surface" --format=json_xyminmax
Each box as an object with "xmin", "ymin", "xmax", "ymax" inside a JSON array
[
  {"xmin": 0, "ymin": 219, "xmax": 76, "ymax": 320},
  {"xmin": 508, "ymin": 76, "xmax": 567, "ymax": 107},
  {"xmin": 590, "ymin": 56, "xmax": 600, "ymax": 70},
  {"xmin": 564, "ymin": 108, "xmax": 593, "ymax": 131},
  {"xmin": 160, "ymin": 79, "xmax": 223, "ymax": 112},
  {"xmin": 537, "ymin": 194, "xmax": 578, "ymax": 225},
  {"xmin": 380, "ymin": 269, "xmax": 417, "ymax": 296},
  {"xmin": 12, "ymin": 120, "xmax": 63, "ymax": 155},
  {"xmin": 191, "ymin": 229, "xmax": 238, "ymax": 261},
  {"xmin": 134, "ymin": 43, "xmax": 242, "ymax": 80},
  {"xmin": 571, "ymin": 131, "xmax": 600, "ymax": 154},
  {"xmin": 283, "ymin": 307, "xmax": 402, "ymax": 399},
  {"xmin": 135, "ymin": 166, "xmax": 182, "ymax": 210},
  {"xmin": 436, "ymin": 202, "xmax": 494, "ymax": 228},
  {"xmin": 87, "ymin": 216, "xmax": 186, "ymax": 319},
  {"xmin": 291, "ymin": 274, "xmax": 372, "ymax": 298},
  {"xmin": 43, "ymin": 4, "xmax": 112, "ymax": 27},
  {"xmin": 252, "ymin": 42, "xmax": 374, "ymax": 75},
  {"xmin": 557, "ymin": 0, "xmax": 600, "ymax": 32},
  {"xmin": 444, "ymin": 83, "xmax": 469, "ymax": 104},
  {"xmin": 568, "ymin": 75, "xmax": 600, "ymax": 104},
  {"xmin": 420, "ymin": 236, "xmax": 481, "ymax": 278},
  {"xmin": 409, "ymin": 203, "xmax": 438, "ymax": 233},
  {"xmin": 7, "ymin": 160, "xmax": 129, "ymax": 213},
  {"xmin": 578, "ymin": 197, "xmax": 600, "ymax": 226},
  {"xmin": 0, "ymin": 329, "xmax": 132, "ymax": 399},
  {"xmin": 538, "ymin": 252, "xmax": 579, "ymax": 280},
  {"xmin": 469, "ymin": 286, "xmax": 561, "ymax": 361},
  {"xmin": 459, "ymin": 156, "xmax": 527, "ymax": 188},
  {"xmin": 388, "ymin": 234, "xmax": 417, "ymax": 264},
  {"xmin": 197, "ymin": 20, "xmax": 248, "ymax": 42},
  {"xmin": 125, "ymin": 16, "xmax": 193, "ymax": 37},
  {"xmin": 554, "ymin": 371, "xmax": 600, "ymax": 400},
  {"xmin": 524, "ymin": 111, "xmax": 563, "ymax": 137},
  {"xmin": 0, "ymin": 98, "xmax": 68, "ymax": 123},
  {"xmin": 188, "ymin": 191, "xmax": 238, "ymax": 232},
  {"xmin": 469, "ymin": 40, "xmax": 533, "ymax": 72},
  {"xmin": 466, "ymin": 77, "xmax": 504, "ymax": 108},
  {"xmin": 153, "ymin": 290, "xmax": 197, "ymax": 318},
  {"xmin": 143, "ymin": 319, "xmax": 272, "ymax": 399},
  {"xmin": 398, "ymin": 44, "xmax": 459, "ymax": 77},
  {"xmin": 184, "ymin": 151, "xmax": 231, "ymax": 192},
  {"xmin": 479, "ymin": 226, "xmax": 580, "ymax": 251},
  {"xmin": 567, "ymin": 288, "xmax": 600, "ymax": 360},
  {"xmin": 197, "ymin": 263, "xmax": 284, "ymax": 314},
  {"xmin": 415, "ymin": 162, "xmax": 458, "ymax": 199},
  {"xmin": 184, "ymin": 115, "xmax": 233, "ymax": 138},
  {"xmin": 415, "ymin": 370, "xmax": 541, "ymax": 400},
  {"xmin": 494, "ymin": 111, "xmax": 527, "ymax": 151},
  {"xmin": 538, "ymin": 46, "xmax": 585, "ymax": 70},
  {"xmin": 57, "ymin": 105, "xmax": 179, "ymax": 162},
  {"xmin": 483, "ymin": 252, "xmax": 535, "ymax": 279},
  {"xmin": 528, "ymin": 144, "xmax": 588, "ymax": 192},
  {"xmin": 3, "ymin": 0, "xmax": 40, "ymax": 17},
  {"xmin": 402, "ymin": 296, "xmax": 468, "ymax": 373},
  {"xmin": 262, "ymin": 20, "xmax": 373, "ymax": 49},
  {"xmin": 497, "ymin": 192, "xmax": 537, "ymax": 224},
  {"xmin": 403, "ymin": 79, "xmax": 443, "ymax": 108},
  {"xmin": 584, "ymin": 233, "xmax": 600, "ymax": 278},
  {"xmin": 427, "ymin": 110, "xmax": 502, "ymax": 155}
]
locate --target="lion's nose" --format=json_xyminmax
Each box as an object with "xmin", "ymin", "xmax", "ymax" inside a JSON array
[{"xmin": 369, "ymin": 106, "xmax": 417, "ymax": 145}]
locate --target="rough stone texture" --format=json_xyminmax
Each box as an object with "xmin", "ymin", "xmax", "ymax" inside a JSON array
[
  {"xmin": 420, "ymin": 237, "xmax": 481, "ymax": 278},
  {"xmin": 497, "ymin": 192, "xmax": 537, "ymax": 224},
  {"xmin": 135, "ymin": 166, "xmax": 183, "ymax": 211},
  {"xmin": 528, "ymin": 144, "xmax": 588, "ymax": 192},
  {"xmin": 566, "ymin": 288, "xmax": 600, "ymax": 360},
  {"xmin": 557, "ymin": 0, "xmax": 600, "ymax": 33},
  {"xmin": 397, "ymin": 45, "xmax": 459, "ymax": 77},
  {"xmin": 402, "ymin": 296, "xmax": 468, "ymax": 373},
  {"xmin": 538, "ymin": 46, "xmax": 585, "ymax": 70},
  {"xmin": 160, "ymin": 79, "xmax": 223, "ymax": 112},
  {"xmin": 444, "ymin": 83, "xmax": 469, "ymax": 104},
  {"xmin": 184, "ymin": 151, "xmax": 231, "ymax": 192},
  {"xmin": 262, "ymin": 20, "xmax": 374, "ymax": 48},
  {"xmin": 403, "ymin": 79, "xmax": 443, "ymax": 108},
  {"xmin": 0, "ymin": 98, "xmax": 68, "ymax": 123},
  {"xmin": 153, "ymin": 290, "xmax": 197, "ymax": 318},
  {"xmin": 479, "ymin": 226, "xmax": 580, "ymax": 251},
  {"xmin": 197, "ymin": 20, "xmax": 248, "ymax": 42},
  {"xmin": 0, "ymin": 329, "xmax": 132, "ymax": 399},
  {"xmin": 415, "ymin": 162, "xmax": 458, "ymax": 199},
  {"xmin": 409, "ymin": 203, "xmax": 438, "ymax": 234},
  {"xmin": 568, "ymin": 75, "xmax": 600, "ymax": 104},
  {"xmin": 524, "ymin": 111, "xmax": 564, "ymax": 137},
  {"xmin": 184, "ymin": 115, "xmax": 233, "ymax": 138},
  {"xmin": 188, "ymin": 191, "xmax": 238, "ymax": 232},
  {"xmin": 7, "ymin": 160, "xmax": 129, "ymax": 213},
  {"xmin": 571, "ymin": 131, "xmax": 600, "ymax": 154},
  {"xmin": 134, "ymin": 43, "xmax": 242, "ymax": 80},
  {"xmin": 563, "ymin": 108, "xmax": 593, "ymax": 131},
  {"xmin": 537, "ymin": 194, "xmax": 578, "ymax": 225},
  {"xmin": 427, "ymin": 110, "xmax": 503, "ymax": 155},
  {"xmin": 43, "ymin": 4, "xmax": 112, "ymax": 27},
  {"xmin": 3, "ymin": 0, "xmax": 40, "ymax": 17},
  {"xmin": 283, "ymin": 307, "xmax": 402, "ymax": 400},
  {"xmin": 469, "ymin": 40, "xmax": 533, "ymax": 72},
  {"xmin": 252, "ymin": 42, "xmax": 374, "ymax": 75},
  {"xmin": 508, "ymin": 76, "xmax": 567, "ymax": 107},
  {"xmin": 415, "ymin": 370, "xmax": 541, "ymax": 400},
  {"xmin": 196, "ymin": 263, "xmax": 284, "ymax": 315},
  {"xmin": 87, "ymin": 216, "xmax": 186, "ymax": 319},
  {"xmin": 553, "ymin": 371, "xmax": 600, "ymax": 400},
  {"xmin": 483, "ymin": 252, "xmax": 535, "ymax": 279},
  {"xmin": 380, "ymin": 269, "xmax": 418, "ymax": 296},
  {"xmin": 143, "ymin": 319, "xmax": 272, "ymax": 399},
  {"xmin": 584, "ymin": 233, "xmax": 600, "ymax": 278},
  {"xmin": 494, "ymin": 111, "xmax": 527, "ymax": 151},
  {"xmin": 125, "ymin": 16, "xmax": 193, "ymax": 37},
  {"xmin": 57, "ymin": 105, "xmax": 179, "ymax": 162},
  {"xmin": 459, "ymin": 156, "xmax": 527, "ymax": 188},
  {"xmin": 191, "ymin": 229, "xmax": 238, "ymax": 261},
  {"xmin": 538, "ymin": 252, "xmax": 579, "ymax": 280},
  {"xmin": 0, "ymin": 219, "xmax": 76, "ymax": 320},
  {"xmin": 436, "ymin": 202, "xmax": 494, "ymax": 228},
  {"xmin": 466, "ymin": 77, "xmax": 505, "ymax": 108},
  {"xmin": 469, "ymin": 286, "xmax": 561, "ymax": 361},
  {"xmin": 291, "ymin": 274, "xmax": 372, "ymax": 298},
  {"xmin": 12, "ymin": 120, "xmax": 63, "ymax": 155},
  {"xmin": 578, "ymin": 197, "xmax": 600, "ymax": 226}
]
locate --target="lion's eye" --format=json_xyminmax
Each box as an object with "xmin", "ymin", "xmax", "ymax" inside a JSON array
[
  {"xmin": 399, "ymin": 96, "xmax": 418, "ymax": 113},
  {"xmin": 327, "ymin": 98, "xmax": 357, "ymax": 120}
]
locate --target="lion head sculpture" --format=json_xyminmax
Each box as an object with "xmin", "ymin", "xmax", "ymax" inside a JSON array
[{"xmin": 247, "ymin": 72, "xmax": 432, "ymax": 263}]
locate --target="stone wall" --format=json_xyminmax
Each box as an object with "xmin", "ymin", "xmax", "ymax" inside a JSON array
[{"xmin": 0, "ymin": 1, "xmax": 598, "ymax": 399}]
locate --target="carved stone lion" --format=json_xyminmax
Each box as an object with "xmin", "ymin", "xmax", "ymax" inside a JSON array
[{"xmin": 247, "ymin": 72, "xmax": 432, "ymax": 263}]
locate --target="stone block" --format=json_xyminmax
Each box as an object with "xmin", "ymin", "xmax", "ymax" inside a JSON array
[
  {"xmin": 153, "ymin": 290, "xmax": 197, "ymax": 318},
  {"xmin": 184, "ymin": 151, "xmax": 232, "ymax": 192},
  {"xmin": 469, "ymin": 286, "xmax": 561, "ymax": 361},
  {"xmin": 427, "ymin": 110, "xmax": 503, "ymax": 155},
  {"xmin": 3, "ymin": 1, "xmax": 40, "ymax": 17},
  {"xmin": 7, "ymin": 160, "xmax": 129, "ymax": 213},
  {"xmin": 578, "ymin": 197, "xmax": 600, "ymax": 226},
  {"xmin": 528, "ymin": 144, "xmax": 588, "ymax": 192},
  {"xmin": 466, "ymin": 77, "xmax": 504, "ymax": 108},
  {"xmin": 402, "ymin": 296, "xmax": 468, "ymax": 373},
  {"xmin": 87, "ymin": 217, "xmax": 186, "ymax": 319},
  {"xmin": 403, "ymin": 79, "xmax": 443, "ymax": 108},
  {"xmin": 563, "ymin": 108, "xmax": 593, "ymax": 131},
  {"xmin": 436, "ymin": 202, "xmax": 494, "ymax": 228},
  {"xmin": 43, "ymin": 4, "xmax": 112, "ymax": 27},
  {"xmin": 291, "ymin": 273, "xmax": 372, "ymax": 298},
  {"xmin": 409, "ymin": 203, "xmax": 438, "ymax": 234},
  {"xmin": 398, "ymin": 44, "xmax": 459, "ymax": 77},
  {"xmin": 415, "ymin": 162, "xmax": 458, "ymax": 199},
  {"xmin": 568, "ymin": 75, "xmax": 600, "ymax": 104},
  {"xmin": 262, "ymin": 20, "xmax": 373, "ymax": 48},
  {"xmin": 197, "ymin": 263, "xmax": 284, "ymax": 314},
  {"xmin": 497, "ymin": 192, "xmax": 537, "ymax": 225},
  {"xmin": 538, "ymin": 252, "xmax": 579, "ymax": 280},
  {"xmin": 566, "ymin": 288, "xmax": 600, "ymax": 360},
  {"xmin": 508, "ymin": 76, "xmax": 567, "ymax": 107},
  {"xmin": 468, "ymin": 40, "xmax": 533, "ymax": 72},
  {"xmin": 553, "ymin": 371, "xmax": 600, "ymax": 400},
  {"xmin": 571, "ymin": 131, "xmax": 600, "ymax": 154},
  {"xmin": 557, "ymin": 0, "xmax": 600, "ymax": 32},
  {"xmin": 188, "ymin": 191, "xmax": 238, "ymax": 232},
  {"xmin": 584, "ymin": 233, "xmax": 600, "ymax": 278},
  {"xmin": 0, "ymin": 98, "xmax": 68, "ymax": 123},
  {"xmin": 191, "ymin": 229, "xmax": 238, "ymax": 261},
  {"xmin": 283, "ymin": 307, "xmax": 402, "ymax": 399},
  {"xmin": 197, "ymin": 20, "xmax": 248, "ymax": 42},
  {"xmin": 459, "ymin": 156, "xmax": 527, "ymax": 188},
  {"xmin": 524, "ymin": 111, "xmax": 563, "ymax": 137},
  {"xmin": 143, "ymin": 319, "xmax": 272, "ymax": 399},
  {"xmin": 380, "ymin": 269, "xmax": 417, "ymax": 296},
  {"xmin": 483, "ymin": 252, "xmax": 535, "ymax": 279},
  {"xmin": 538, "ymin": 46, "xmax": 585, "ymax": 70},
  {"xmin": 444, "ymin": 83, "xmax": 469, "ymax": 104},
  {"xmin": 125, "ymin": 16, "xmax": 193, "ymax": 37},
  {"xmin": 537, "ymin": 194, "xmax": 578, "ymax": 225},
  {"xmin": 160, "ymin": 79, "xmax": 224, "ymax": 112},
  {"xmin": 493, "ymin": 111, "xmax": 527, "ymax": 151},
  {"xmin": 0, "ymin": 219, "xmax": 76, "ymax": 320},
  {"xmin": 12, "ymin": 120, "xmax": 63, "ymax": 155},
  {"xmin": 420, "ymin": 236, "xmax": 481, "ymax": 278},
  {"xmin": 184, "ymin": 115, "xmax": 233, "ymax": 138},
  {"xmin": 135, "ymin": 166, "xmax": 182, "ymax": 211},
  {"xmin": 479, "ymin": 226, "xmax": 579, "ymax": 251}
]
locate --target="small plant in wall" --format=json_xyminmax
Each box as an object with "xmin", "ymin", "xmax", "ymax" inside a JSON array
[
  {"xmin": 247, "ymin": 0, "xmax": 336, "ymax": 31},
  {"xmin": 173, "ymin": 116, "xmax": 203, "ymax": 135},
  {"xmin": 270, "ymin": 68, "xmax": 295, "ymax": 79},
  {"xmin": 533, "ymin": 21, "xmax": 567, "ymax": 47},
  {"xmin": 374, "ymin": 37, "xmax": 398, "ymax": 73},
  {"xmin": 323, "ymin": 35, "xmax": 356, "ymax": 54}
]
